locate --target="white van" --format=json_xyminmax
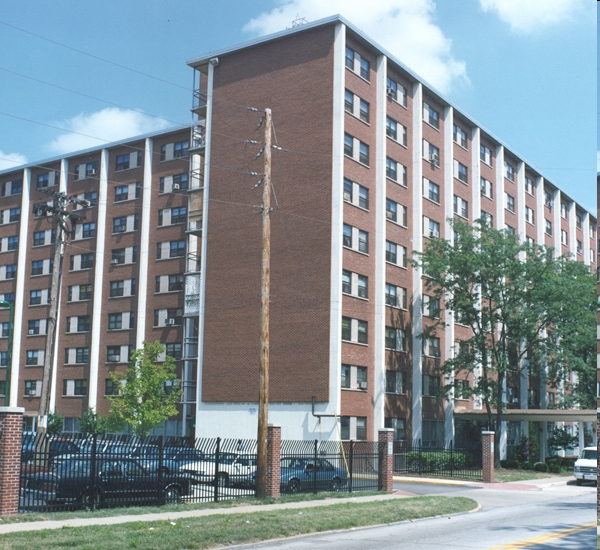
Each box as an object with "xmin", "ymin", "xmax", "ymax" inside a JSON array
[{"xmin": 573, "ymin": 447, "xmax": 597, "ymax": 485}]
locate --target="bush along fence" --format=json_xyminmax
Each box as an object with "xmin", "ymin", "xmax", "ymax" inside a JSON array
[
  {"xmin": 0, "ymin": 408, "xmax": 399, "ymax": 515},
  {"xmin": 392, "ymin": 438, "xmax": 484, "ymax": 481}
]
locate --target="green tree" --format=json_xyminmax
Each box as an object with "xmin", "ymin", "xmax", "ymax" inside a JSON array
[
  {"xmin": 46, "ymin": 412, "xmax": 64, "ymax": 435},
  {"xmin": 78, "ymin": 408, "xmax": 113, "ymax": 435},
  {"xmin": 547, "ymin": 426, "xmax": 578, "ymax": 453},
  {"xmin": 107, "ymin": 341, "xmax": 182, "ymax": 436},
  {"xmin": 413, "ymin": 219, "xmax": 595, "ymax": 463}
]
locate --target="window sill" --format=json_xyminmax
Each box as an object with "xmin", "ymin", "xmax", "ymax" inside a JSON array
[
  {"xmin": 345, "ymin": 66, "xmax": 370, "ymax": 85},
  {"xmin": 423, "ymin": 120, "xmax": 440, "ymax": 132},
  {"xmin": 342, "ymin": 292, "xmax": 369, "ymax": 302},
  {"xmin": 341, "ymin": 340, "xmax": 369, "ymax": 347}
]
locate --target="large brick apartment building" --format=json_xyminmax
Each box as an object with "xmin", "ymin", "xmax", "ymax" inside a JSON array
[{"xmin": 0, "ymin": 16, "xmax": 595, "ymax": 454}]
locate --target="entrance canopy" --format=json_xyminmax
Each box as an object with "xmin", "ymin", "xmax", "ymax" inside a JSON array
[{"xmin": 454, "ymin": 407, "xmax": 596, "ymax": 423}]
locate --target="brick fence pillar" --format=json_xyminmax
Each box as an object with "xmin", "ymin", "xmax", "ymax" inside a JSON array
[
  {"xmin": 378, "ymin": 429, "xmax": 394, "ymax": 491},
  {"xmin": 482, "ymin": 430, "xmax": 495, "ymax": 483},
  {"xmin": 0, "ymin": 407, "xmax": 24, "ymax": 516},
  {"xmin": 266, "ymin": 425, "xmax": 281, "ymax": 498}
]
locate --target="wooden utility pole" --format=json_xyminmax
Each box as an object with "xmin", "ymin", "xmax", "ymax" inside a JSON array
[
  {"xmin": 36, "ymin": 191, "xmax": 88, "ymax": 435},
  {"xmin": 256, "ymin": 108, "xmax": 272, "ymax": 498}
]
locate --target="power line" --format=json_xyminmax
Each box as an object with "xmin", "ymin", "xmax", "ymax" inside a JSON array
[{"xmin": 0, "ymin": 19, "xmax": 188, "ymax": 91}]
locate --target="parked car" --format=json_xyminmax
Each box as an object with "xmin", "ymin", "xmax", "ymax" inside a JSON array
[
  {"xmin": 21, "ymin": 457, "xmax": 192, "ymax": 509},
  {"xmin": 180, "ymin": 452, "xmax": 256, "ymax": 487},
  {"xmin": 246, "ymin": 457, "xmax": 348, "ymax": 493},
  {"xmin": 51, "ymin": 443, "xmax": 204, "ymax": 474},
  {"xmin": 573, "ymin": 447, "xmax": 597, "ymax": 485},
  {"xmin": 21, "ymin": 435, "xmax": 80, "ymax": 466}
]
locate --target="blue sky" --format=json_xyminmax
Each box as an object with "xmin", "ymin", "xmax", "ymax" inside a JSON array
[{"xmin": 0, "ymin": 0, "xmax": 595, "ymax": 212}]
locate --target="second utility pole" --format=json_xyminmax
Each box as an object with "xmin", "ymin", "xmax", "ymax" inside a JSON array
[{"xmin": 256, "ymin": 108, "xmax": 272, "ymax": 498}]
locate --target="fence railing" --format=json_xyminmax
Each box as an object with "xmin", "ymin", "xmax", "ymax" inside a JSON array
[
  {"xmin": 392, "ymin": 439, "xmax": 482, "ymax": 480},
  {"xmin": 19, "ymin": 433, "xmax": 383, "ymax": 513}
]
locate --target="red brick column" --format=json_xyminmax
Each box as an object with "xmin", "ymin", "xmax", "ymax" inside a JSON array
[
  {"xmin": 0, "ymin": 407, "xmax": 24, "ymax": 516},
  {"xmin": 266, "ymin": 425, "xmax": 281, "ymax": 498},
  {"xmin": 378, "ymin": 429, "xmax": 394, "ymax": 491},
  {"xmin": 482, "ymin": 431, "xmax": 495, "ymax": 483}
]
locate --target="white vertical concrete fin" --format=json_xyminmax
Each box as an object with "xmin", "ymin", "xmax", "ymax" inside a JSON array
[
  {"xmin": 373, "ymin": 52, "xmax": 387, "ymax": 437},
  {"xmin": 411, "ymin": 82, "xmax": 423, "ymax": 441},
  {"xmin": 136, "ymin": 138, "xmax": 153, "ymax": 346},
  {"xmin": 88, "ymin": 149, "xmax": 109, "ymax": 410}
]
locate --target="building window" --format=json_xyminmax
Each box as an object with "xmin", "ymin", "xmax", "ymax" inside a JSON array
[
  {"xmin": 345, "ymin": 90, "xmax": 370, "ymax": 123},
  {"xmin": 341, "ymin": 364, "xmax": 368, "ymax": 390},
  {"xmin": 70, "ymin": 253, "xmax": 94, "ymax": 271},
  {"xmin": 560, "ymin": 203, "xmax": 568, "ymax": 219},
  {"xmin": 422, "ymin": 419, "xmax": 444, "ymax": 444},
  {"xmin": 114, "ymin": 183, "xmax": 141, "ymax": 202},
  {"xmin": 1, "ymin": 179, "xmax": 22, "ymax": 196},
  {"xmin": 343, "ymin": 178, "xmax": 369, "ymax": 209},
  {"xmin": 423, "ymin": 102, "xmax": 439, "ymax": 129},
  {"xmin": 154, "ymin": 309, "xmax": 183, "ymax": 327},
  {"xmin": 385, "ymin": 284, "xmax": 407, "ymax": 309},
  {"xmin": 525, "ymin": 207, "xmax": 535, "ymax": 225},
  {"xmin": 384, "ymin": 417, "xmax": 406, "ymax": 440},
  {"xmin": 504, "ymin": 162, "xmax": 515, "ymax": 182},
  {"xmin": 29, "ymin": 290, "xmax": 44, "ymax": 306},
  {"xmin": 25, "ymin": 380, "xmax": 41, "ymax": 397},
  {"xmin": 422, "ymin": 374, "xmax": 440, "ymax": 396},
  {"xmin": 74, "ymin": 162, "xmax": 99, "ymax": 180},
  {"xmin": 424, "ymin": 217, "xmax": 440, "ymax": 239},
  {"xmin": 7, "ymin": 208, "xmax": 20, "ymax": 223},
  {"xmin": 423, "ymin": 295, "xmax": 441, "ymax": 318},
  {"xmin": 454, "ymin": 379, "xmax": 470, "ymax": 400},
  {"xmin": 453, "ymin": 124, "xmax": 467, "ymax": 148},
  {"xmin": 345, "ymin": 47, "xmax": 370, "ymax": 80},
  {"xmin": 343, "ymin": 224, "xmax": 369, "ymax": 254},
  {"xmin": 453, "ymin": 160, "xmax": 468, "ymax": 184},
  {"xmin": 525, "ymin": 177, "xmax": 534, "ymax": 195},
  {"xmin": 480, "ymin": 145, "xmax": 493, "ymax": 166},
  {"xmin": 165, "ymin": 343, "xmax": 183, "ymax": 360},
  {"xmin": 63, "ymin": 379, "xmax": 88, "ymax": 397},
  {"xmin": 424, "ymin": 179, "xmax": 440, "ymax": 203},
  {"xmin": 111, "ymin": 246, "xmax": 138, "ymax": 266},
  {"xmin": 453, "ymin": 195, "xmax": 468, "ymax": 218},
  {"xmin": 342, "ymin": 270, "xmax": 368, "ymax": 299},
  {"xmin": 115, "ymin": 151, "xmax": 142, "ymax": 171},
  {"xmin": 576, "ymin": 240, "xmax": 582, "ymax": 255},
  {"xmin": 105, "ymin": 378, "xmax": 121, "ymax": 396},
  {"xmin": 545, "ymin": 219, "xmax": 552, "ymax": 236},
  {"xmin": 3, "ymin": 264, "xmax": 16, "ymax": 280},
  {"xmin": 386, "ymin": 77, "xmax": 407, "ymax": 106},
  {"xmin": 36, "ymin": 171, "xmax": 59, "ymax": 189},
  {"xmin": 26, "ymin": 350, "xmax": 42, "ymax": 366},
  {"xmin": 385, "ymin": 241, "xmax": 407, "ymax": 268},
  {"xmin": 505, "ymin": 193, "xmax": 515, "ymax": 213},
  {"xmin": 386, "ymin": 158, "xmax": 407, "ymax": 186},
  {"xmin": 423, "ymin": 141, "xmax": 440, "ymax": 166},
  {"xmin": 385, "ymin": 371, "xmax": 406, "ymax": 394},
  {"xmin": 561, "ymin": 230, "xmax": 568, "ymax": 246},
  {"xmin": 386, "ymin": 117, "xmax": 407, "ymax": 145},
  {"xmin": 344, "ymin": 133, "xmax": 370, "ymax": 166},
  {"xmin": 5, "ymin": 236, "xmax": 18, "ymax": 251},
  {"xmin": 576, "ymin": 213, "xmax": 582, "ymax": 229},
  {"xmin": 544, "ymin": 190, "xmax": 553, "ymax": 208},
  {"xmin": 385, "ymin": 327, "xmax": 406, "ymax": 351},
  {"xmin": 342, "ymin": 317, "xmax": 368, "ymax": 345},
  {"xmin": 423, "ymin": 337, "xmax": 441, "ymax": 358},
  {"xmin": 28, "ymin": 320, "xmax": 44, "ymax": 336}
]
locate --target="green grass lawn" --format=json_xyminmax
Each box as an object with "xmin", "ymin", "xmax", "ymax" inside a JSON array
[
  {"xmin": 493, "ymin": 469, "xmax": 573, "ymax": 483},
  {"xmin": 0, "ymin": 496, "xmax": 477, "ymax": 549}
]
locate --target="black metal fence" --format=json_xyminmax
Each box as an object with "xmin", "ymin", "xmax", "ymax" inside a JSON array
[
  {"xmin": 280, "ymin": 439, "xmax": 379, "ymax": 494},
  {"xmin": 19, "ymin": 433, "xmax": 383, "ymax": 513},
  {"xmin": 393, "ymin": 440, "xmax": 482, "ymax": 480},
  {"xmin": 19, "ymin": 433, "xmax": 257, "ymax": 513}
]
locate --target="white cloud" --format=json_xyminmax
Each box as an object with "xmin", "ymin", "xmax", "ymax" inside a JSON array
[
  {"xmin": 478, "ymin": 0, "xmax": 589, "ymax": 34},
  {"xmin": 0, "ymin": 151, "xmax": 28, "ymax": 171},
  {"xmin": 243, "ymin": 0, "xmax": 469, "ymax": 95},
  {"xmin": 47, "ymin": 108, "xmax": 170, "ymax": 155}
]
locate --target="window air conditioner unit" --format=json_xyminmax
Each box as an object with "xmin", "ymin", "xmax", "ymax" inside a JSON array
[
  {"xmin": 429, "ymin": 154, "xmax": 439, "ymax": 165},
  {"xmin": 107, "ymin": 355, "xmax": 119, "ymax": 362},
  {"xmin": 115, "ymin": 225, "xmax": 126, "ymax": 233},
  {"xmin": 165, "ymin": 318, "xmax": 176, "ymax": 326},
  {"xmin": 386, "ymin": 87, "xmax": 395, "ymax": 98},
  {"xmin": 173, "ymin": 183, "xmax": 180, "ymax": 190},
  {"xmin": 358, "ymin": 381, "xmax": 368, "ymax": 390},
  {"xmin": 111, "ymin": 258, "xmax": 119, "ymax": 265},
  {"xmin": 430, "ymin": 230, "xmax": 440, "ymax": 238},
  {"xmin": 28, "ymin": 329, "xmax": 35, "ymax": 335},
  {"xmin": 386, "ymin": 211, "xmax": 394, "ymax": 219},
  {"xmin": 28, "ymin": 389, "xmax": 38, "ymax": 396}
]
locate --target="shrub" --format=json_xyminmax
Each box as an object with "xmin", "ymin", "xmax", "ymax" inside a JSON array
[
  {"xmin": 533, "ymin": 462, "xmax": 549, "ymax": 472},
  {"xmin": 500, "ymin": 459, "xmax": 520, "ymax": 469},
  {"xmin": 548, "ymin": 464, "xmax": 561, "ymax": 474}
]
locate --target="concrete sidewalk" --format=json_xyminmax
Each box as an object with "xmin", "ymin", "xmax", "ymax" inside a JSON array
[
  {"xmin": 0, "ymin": 476, "xmax": 570, "ymax": 534},
  {"xmin": 0, "ymin": 493, "xmax": 409, "ymax": 534}
]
